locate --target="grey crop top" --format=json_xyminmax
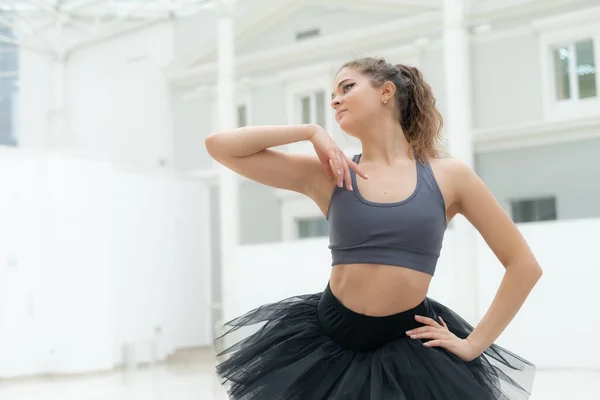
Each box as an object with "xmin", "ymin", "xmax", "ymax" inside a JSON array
[{"xmin": 326, "ymin": 154, "xmax": 447, "ymax": 276}]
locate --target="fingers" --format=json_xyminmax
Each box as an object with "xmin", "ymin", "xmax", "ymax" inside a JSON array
[
  {"xmin": 414, "ymin": 315, "xmax": 442, "ymax": 328},
  {"xmin": 324, "ymin": 160, "xmax": 335, "ymax": 180},
  {"xmin": 347, "ymin": 159, "xmax": 369, "ymax": 180},
  {"xmin": 407, "ymin": 329, "xmax": 447, "ymax": 340},
  {"xmin": 405, "ymin": 326, "xmax": 440, "ymax": 336},
  {"xmin": 341, "ymin": 157, "xmax": 352, "ymax": 191},
  {"xmin": 327, "ymin": 150, "xmax": 343, "ymax": 187},
  {"xmin": 326, "ymin": 150, "xmax": 355, "ymax": 189},
  {"xmin": 439, "ymin": 316, "xmax": 448, "ymax": 330},
  {"xmin": 336, "ymin": 155, "xmax": 344, "ymax": 188},
  {"xmin": 325, "ymin": 150, "xmax": 368, "ymax": 190},
  {"xmin": 423, "ymin": 339, "xmax": 450, "ymax": 348},
  {"xmin": 406, "ymin": 326, "xmax": 445, "ymax": 339}
]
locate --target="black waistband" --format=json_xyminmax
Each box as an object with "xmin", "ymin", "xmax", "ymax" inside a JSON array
[{"xmin": 317, "ymin": 283, "xmax": 429, "ymax": 352}]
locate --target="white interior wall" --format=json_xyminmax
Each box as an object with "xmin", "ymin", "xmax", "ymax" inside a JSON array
[
  {"xmin": 65, "ymin": 22, "xmax": 175, "ymax": 168},
  {"xmin": 0, "ymin": 148, "xmax": 211, "ymax": 378},
  {"xmin": 17, "ymin": 22, "xmax": 175, "ymax": 169},
  {"xmin": 235, "ymin": 218, "xmax": 600, "ymax": 370},
  {"xmin": 16, "ymin": 50, "xmax": 53, "ymax": 149}
]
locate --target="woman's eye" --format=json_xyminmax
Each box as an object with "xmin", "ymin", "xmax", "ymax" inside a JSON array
[{"xmin": 343, "ymin": 83, "xmax": 354, "ymax": 92}]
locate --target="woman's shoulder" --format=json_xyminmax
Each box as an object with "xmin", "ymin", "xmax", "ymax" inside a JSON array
[
  {"xmin": 426, "ymin": 156, "xmax": 479, "ymax": 203},
  {"xmin": 428, "ymin": 156, "xmax": 474, "ymax": 177}
]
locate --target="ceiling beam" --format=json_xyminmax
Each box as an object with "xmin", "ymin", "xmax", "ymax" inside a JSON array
[
  {"xmin": 349, "ymin": 0, "xmax": 441, "ymax": 11},
  {"xmin": 59, "ymin": 0, "xmax": 105, "ymax": 13},
  {"xmin": 64, "ymin": 16, "xmax": 168, "ymax": 58}
]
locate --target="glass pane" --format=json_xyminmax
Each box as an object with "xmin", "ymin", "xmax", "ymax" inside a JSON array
[
  {"xmin": 511, "ymin": 200, "xmax": 535, "ymax": 223},
  {"xmin": 237, "ymin": 104, "xmax": 247, "ymax": 127},
  {"xmin": 553, "ymin": 46, "xmax": 571, "ymax": 101},
  {"xmin": 575, "ymin": 39, "xmax": 597, "ymax": 99},
  {"xmin": 300, "ymin": 96, "xmax": 311, "ymax": 124},
  {"xmin": 0, "ymin": 77, "xmax": 17, "ymax": 146},
  {"xmin": 511, "ymin": 197, "xmax": 557, "ymax": 223},
  {"xmin": 315, "ymin": 91, "xmax": 326, "ymax": 127},
  {"xmin": 0, "ymin": 51, "xmax": 18, "ymax": 74},
  {"xmin": 536, "ymin": 198, "xmax": 557, "ymax": 221},
  {"xmin": 296, "ymin": 218, "xmax": 329, "ymax": 238},
  {"xmin": 0, "ymin": 27, "xmax": 15, "ymax": 51}
]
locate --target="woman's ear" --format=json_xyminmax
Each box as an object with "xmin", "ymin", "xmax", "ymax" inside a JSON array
[{"xmin": 381, "ymin": 81, "xmax": 397, "ymax": 100}]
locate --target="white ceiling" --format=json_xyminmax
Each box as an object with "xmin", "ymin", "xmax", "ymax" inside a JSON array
[
  {"xmin": 0, "ymin": 0, "xmax": 215, "ymax": 58},
  {"xmin": 0, "ymin": 0, "xmax": 442, "ymax": 66}
]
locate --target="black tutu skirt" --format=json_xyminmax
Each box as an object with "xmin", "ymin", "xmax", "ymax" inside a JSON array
[{"xmin": 215, "ymin": 283, "xmax": 535, "ymax": 400}]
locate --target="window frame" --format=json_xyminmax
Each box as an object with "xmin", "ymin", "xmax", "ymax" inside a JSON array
[
  {"xmin": 295, "ymin": 215, "xmax": 329, "ymax": 239},
  {"xmin": 509, "ymin": 195, "xmax": 558, "ymax": 224},
  {"xmin": 284, "ymin": 64, "xmax": 334, "ymax": 154},
  {"xmin": 539, "ymin": 21, "xmax": 600, "ymax": 121},
  {"xmin": 0, "ymin": 39, "xmax": 19, "ymax": 147}
]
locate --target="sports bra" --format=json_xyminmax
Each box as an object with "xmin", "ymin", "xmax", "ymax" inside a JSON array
[{"xmin": 326, "ymin": 154, "xmax": 447, "ymax": 276}]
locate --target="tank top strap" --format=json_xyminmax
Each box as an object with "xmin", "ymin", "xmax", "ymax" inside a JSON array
[{"xmin": 418, "ymin": 157, "xmax": 446, "ymax": 210}]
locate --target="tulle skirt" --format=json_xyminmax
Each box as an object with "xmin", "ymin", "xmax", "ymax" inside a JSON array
[{"xmin": 215, "ymin": 283, "xmax": 535, "ymax": 399}]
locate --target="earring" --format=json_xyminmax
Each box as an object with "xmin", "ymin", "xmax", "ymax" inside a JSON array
[{"xmin": 382, "ymin": 98, "xmax": 387, "ymax": 104}]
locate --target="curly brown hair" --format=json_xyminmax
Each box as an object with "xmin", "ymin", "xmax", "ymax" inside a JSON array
[{"xmin": 338, "ymin": 57, "xmax": 445, "ymax": 163}]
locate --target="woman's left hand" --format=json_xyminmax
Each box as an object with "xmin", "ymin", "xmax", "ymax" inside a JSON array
[{"xmin": 406, "ymin": 315, "xmax": 482, "ymax": 362}]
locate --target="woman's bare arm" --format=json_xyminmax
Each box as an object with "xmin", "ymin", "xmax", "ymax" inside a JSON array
[
  {"xmin": 452, "ymin": 160, "xmax": 542, "ymax": 353},
  {"xmin": 205, "ymin": 124, "xmax": 334, "ymax": 203}
]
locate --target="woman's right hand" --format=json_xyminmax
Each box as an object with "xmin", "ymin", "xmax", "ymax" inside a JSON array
[{"xmin": 309, "ymin": 126, "xmax": 369, "ymax": 190}]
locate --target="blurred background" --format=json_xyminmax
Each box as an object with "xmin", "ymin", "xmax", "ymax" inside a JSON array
[{"xmin": 0, "ymin": 0, "xmax": 599, "ymax": 399}]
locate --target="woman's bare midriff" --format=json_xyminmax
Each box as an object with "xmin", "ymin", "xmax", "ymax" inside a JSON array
[{"xmin": 329, "ymin": 264, "xmax": 432, "ymax": 316}]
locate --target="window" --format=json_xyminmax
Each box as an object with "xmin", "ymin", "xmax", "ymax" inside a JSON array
[
  {"xmin": 298, "ymin": 91, "xmax": 326, "ymax": 127},
  {"xmin": 537, "ymin": 11, "xmax": 600, "ymax": 120},
  {"xmin": 0, "ymin": 27, "xmax": 18, "ymax": 147},
  {"xmin": 209, "ymin": 92, "xmax": 251, "ymax": 132},
  {"xmin": 296, "ymin": 217, "xmax": 328, "ymax": 238},
  {"xmin": 237, "ymin": 104, "xmax": 248, "ymax": 127},
  {"xmin": 510, "ymin": 197, "xmax": 557, "ymax": 223},
  {"xmin": 284, "ymin": 67, "xmax": 333, "ymax": 153},
  {"xmin": 552, "ymin": 38, "xmax": 597, "ymax": 101},
  {"xmin": 280, "ymin": 195, "xmax": 327, "ymax": 241}
]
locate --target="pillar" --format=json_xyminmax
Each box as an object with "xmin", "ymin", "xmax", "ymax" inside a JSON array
[
  {"xmin": 216, "ymin": 0, "xmax": 239, "ymax": 324},
  {"xmin": 443, "ymin": 0, "xmax": 478, "ymax": 323}
]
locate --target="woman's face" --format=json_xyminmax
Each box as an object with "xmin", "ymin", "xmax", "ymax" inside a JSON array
[{"xmin": 331, "ymin": 67, "xmax": 385, "ymax": 137}]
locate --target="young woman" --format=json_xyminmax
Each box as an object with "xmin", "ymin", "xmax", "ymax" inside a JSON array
[{"xmin": 206, "ymin": 57, "xmax": 540, "ymax": 400}]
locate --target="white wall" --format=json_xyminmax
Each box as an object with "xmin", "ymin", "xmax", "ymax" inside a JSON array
[
  {"xmin": 234, "ymin": 218, "xmax": 600, "ymax": 370},
  {"xmin": 66, "ymin": 22, "xmax": 175, "ymax": 168},
  {"xmin": 16, "ymin": 50, "xmax": 53, "ymax": 149},
  {"xmin": 17, "ymin": 22, "xmax": 175, "ymax": 169},
  {"xmin": 0, "ymin": 148, "xmax": 211, "ymax": 378},
  {"xmin": 476, "ymin": 138, "xmax": 600, "ymax": 220}
]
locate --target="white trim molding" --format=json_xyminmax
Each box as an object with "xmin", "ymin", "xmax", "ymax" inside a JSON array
[
  {"xmin": 474, "ymin": 115, "xmax": 600, "ymax": 153},
  {"xmin": 165, "ymin": 12, "xmax": 438, "ymax": 87},
  {"xmin": 468, "ymin": 0, "xmax": 594, "ymax": 24},
  {"xmin": 470, "ymin": 25, "xmax": 535, "ymax": 45},
  {"xmin": 165, "ymin": 0, "xmax": 441, "ymax": 75},
  {"xmin": 531, "ymin": 5, "xmax": 600, "ymax": 32}
]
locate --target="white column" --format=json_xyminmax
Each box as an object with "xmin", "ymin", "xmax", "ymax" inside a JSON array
[
  {"xmin": 217, "ymin": 0, "xmax": 239, "ymax": 323},
  {"xmin": 443, "ymin": 0, "xmax": 478, "ymax": 323}
]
